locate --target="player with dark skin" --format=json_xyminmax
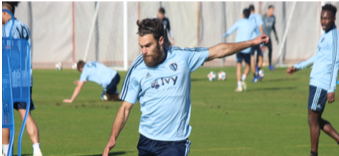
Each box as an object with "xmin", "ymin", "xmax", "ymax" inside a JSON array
[{"xmin": 286, "ymin": 8, "xmax": 339, "ymax": 155}]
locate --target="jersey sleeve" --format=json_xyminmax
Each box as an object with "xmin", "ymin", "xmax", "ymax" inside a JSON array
[
  {"xmin": 293, "ymin": 55, "xmax": 316, "ymax": 70},
  {"xmin": 257, "ymin": 15, "xmax": 264, "ymax": 26},
  {"xmin": 79, "ymin": 69, "xmax": 88, "ymax": 82},
  {"xmin": 181, "ymin": 48, "xmax": 210, "ymax": 72},
  {"xmin": 328, "ymin": 31, "xmax": 339, "ymax": 93},
  {"xmin": 120, "ymin": 72, "xmax": 141, "ymax": 104},
  {"xmin": 222, "ymin": 21, "xmax": 238, "ymax": 38}
]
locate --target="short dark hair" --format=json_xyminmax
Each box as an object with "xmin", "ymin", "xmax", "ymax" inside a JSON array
[
  {"xmin": 268, "ymin": 5, "xmax": 274, "ymax": 9},
  {"xmin": 322, "ymin": 4, "xmax": 337, "ymax": 18},
  {"xmin": 249, "ymin": 4, "xmax": 255, "ymax": 12},
  {"xmin": 77, "ymin": 60, "xmax": 86, "ymax": 71},
  {"xmin": 2, "ymin": 2, "xmax": 19, "ymax": 14},
  {"xmin": 136, "ymin": 18, "xmax": 164, "ymax": 41},
  {"xmin": 158, "ymin": 7, "xmax": 165, "ymax": 14},
  {"xmin": 243, "ymin": 8, "xmax": 250, "ymax": 18}
]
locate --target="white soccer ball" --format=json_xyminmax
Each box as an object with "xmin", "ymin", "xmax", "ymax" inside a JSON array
[
  {"xmin": 207, "ymin": 71, "xmax": 216, "ymax": 81},
  {"xmin": 55, "ymin": 62, "xmax": 62, "ymax": 70},
  {"xmin": 71, "ymin": 63, "xmax": 77, "ymax": 70},
  {"xmin": 101, "ymin": 94, "xmax": 108, "ymax": 101},
  {"xmin": 218, "ymin": 71, "xmax": 226, "ymax": 81},
  {"xmin": 259, "ymin": 69, "xmax": 264, "ymax": 78}
]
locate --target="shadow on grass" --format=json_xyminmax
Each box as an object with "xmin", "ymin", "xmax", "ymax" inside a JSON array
[
  {"xmin": 191, "ymin": 78, "xmax": 209, "ymax": 82},
  {"xmin": 264, "ymin": 77, "xmax": 299, "ymax": 82},
  {"xmin": 81, "ymin": 151, "xmax": 134, "ymax": 156},
  {"xmin": 247, "ymin": 87, "xmax": 297, "ymax": 91},
  {"xmin": 14, "ymin": 155, "xmax": 31, "ymax": 156}
]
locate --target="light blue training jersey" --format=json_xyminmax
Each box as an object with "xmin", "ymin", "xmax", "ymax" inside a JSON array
[
  {"xmin": 249, "ymin": 13, "xmax": 264, "ymax": 39},
  {"xmin": 120, "ymin": 47, "xmax": 209, "ymax": 141},
  {"xmin": 294, "ymin": 25, "xmax": 339, "ymax": 92},
  {"xmin": 2, "ymin": 18, "xmax": 32, "ymax": 86},
  {"xmin": 222, "ymin": 18, "xmax": 257, "ymax": 53},
  {"xmin": 79, "ymin": 61, "xmax": 118, "ymax": 90}
]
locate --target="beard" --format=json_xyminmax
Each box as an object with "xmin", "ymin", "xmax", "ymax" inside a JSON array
[{"xmin": 143, "ymin": 43, "xmax": 163, "ymax": 67}]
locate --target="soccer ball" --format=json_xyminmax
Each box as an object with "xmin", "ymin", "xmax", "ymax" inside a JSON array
[
  {"xmin": 71, "ymin": 63, "xmax": 77, "ymax": 70},
  {"xmin": 101, "ymin": 92, "xmax": 108, "ymax": 101},
  {"xmin": 55, "ymin": 62, "xmax": 62, "ymax": 70},
  {"xmin": 258, "ymin": 69, "xmax": 264, "ymax": 78},
  {"xmin": 218, "ymin": 71, "xmax": 226, "ymax": 81},
  {"xmin": 207, "ymin": 71, "xmax": 216, "ymax": 81}
]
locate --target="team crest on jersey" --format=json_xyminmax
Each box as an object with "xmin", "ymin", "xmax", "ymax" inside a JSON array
[
  {"xmin": 169, "ymin": 62, "xmax": 178, "ymax": 71},
  {"xmin": 321, "ymin": 37, "xmax": 325, "ymax": 43}
]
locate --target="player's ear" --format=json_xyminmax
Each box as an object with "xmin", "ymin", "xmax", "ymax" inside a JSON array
[{"xmin": 159, "ymin": 36, "xmax": 164, "ymax": 46}]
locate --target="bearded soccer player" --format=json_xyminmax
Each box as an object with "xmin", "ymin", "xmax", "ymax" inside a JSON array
[
  {"xmin": 2, "ymin": 2, "xmax": 43, "ymax": 156},
  {"xmin": 102, "ymin": 18, "xmax": 268, "ymax": 156},
  {"xmin": 286, "ymin": 4, "xmax": 339, "ymax": 156}
]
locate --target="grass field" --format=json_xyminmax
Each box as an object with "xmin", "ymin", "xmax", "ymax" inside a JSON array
[{"xmin": 10, "ymin": 67, "xmax": 339, "ymax": 156}]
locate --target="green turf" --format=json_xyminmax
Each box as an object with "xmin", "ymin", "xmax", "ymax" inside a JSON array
[{"xmin": 10, "ymin": 67, "xmax": 339, "ymax": 156}]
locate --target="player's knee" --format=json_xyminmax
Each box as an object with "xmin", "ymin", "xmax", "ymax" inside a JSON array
[
  {"xmin": 319, "ymin": 118, "xmax": 330, "ymax": 130},
  {"xmin": 308, "ymin": 114, "xmax": 318, "ymax": 127}
]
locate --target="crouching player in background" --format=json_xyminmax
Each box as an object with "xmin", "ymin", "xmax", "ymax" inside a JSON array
[
  {"xmin": 63, "ymin": 60, "xmax": 120, "ymax": 103},
  {"xmin": 286, "ymin": 4, "xmax": 339, "ymax": 156},
  {"xmin": 2, "ymin": 2, "xmax": 43, "ymax": 156}
]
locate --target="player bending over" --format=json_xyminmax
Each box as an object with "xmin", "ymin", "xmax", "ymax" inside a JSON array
[
  {"xmin": 286, "ymin": 4, "xmax": 339, "ymax": 156},
  {"xmin": 222, "ymin": 8, "xmax": 258, "ymax": 92},
  {"xmin": 102, "ymin": 18, "xmax": 268, "ymax": 156},
  {"xmin": 63, "ymin": 60, "xmax": 120, "ymax": 103},
  {"xmin": 2, "ymin": 2, "xmax": 43, "ymax": 156}
]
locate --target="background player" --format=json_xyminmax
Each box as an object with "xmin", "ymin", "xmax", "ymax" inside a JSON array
[
  {"xmin": 102, "ymin": 18, "xmax": 268, "ymax": 156},
  {"xmin": 63, "ymin": 60, "xmax": 120, "ymax": 103},
  {"xmin": 262, "ymin": 5, "xmax": 279, "ymax": 71},
  {"xmin": 249, "ymin": 4, "xmax": 264, "ymax": 82},
  {"xmin": 286, "ymin": 4, "xmax": 339, "ymax": 156},
  {"xmin": 2, "ymin": 2, "xmax": 43, "ymax": 156},
  {"xmin": 222, "ymin": 8, "xmax": 257, "ymax": 92},
  {"xmin": 157, "ymin": 7, "xmax": 174, "ymax": 50}
]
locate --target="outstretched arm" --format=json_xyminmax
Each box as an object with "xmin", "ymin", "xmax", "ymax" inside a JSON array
[
  {"xmin": 222, "ymin": 22, "xmax": 238, "ymax": 38},
  {"xmin": 286, "ymin": 55, "xmax": 316, "ymax": 75},
  {"xmin": 103, "ymin": 101, "xmax": 134, "ymax": 156},
  {"xmin": 208, "ymin": 34, "xmax": 269, "ymax": 61},
  {"xmin": 272, "ymin": 21, "xmax": 279, "ymax": 43},
  {"xmin": 63, "ymin": 81, "xmax": 85, "ymax": 103}
]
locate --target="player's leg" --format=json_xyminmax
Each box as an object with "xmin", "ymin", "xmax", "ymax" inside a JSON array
[
  {"xmin": 256, "ymin": 46, "xmax": 264, "ymax": 80},
  {"xmin": 250, "ymin": 47, "xmax": 258, "ymax": 83},
  {"xmin": 307, "ymin": 85, "xmax": 328, "ymax": 155},
  {"xmin": 241, "ymin": 54, "xmax": 251, "ymax": 91},
  {"xmin": 235, "ymin": 53, "xmax": 243, "ymax": 92},
  {"xmin": 308, "ymin": 110, "xmax": 321, "ymax": 155},
  {"xmin": 267, "ymin": 39, "xmax": 274, "ymax": 71},
  {"xmin": 18, "ymin": 110, "xmax": 42, "ymax": 156},
  {"xmin": 104, "ymin": 73, "xmax": 121, "ymax": 101},
  {"xmin": 319, "ymin": 118, "xmax": 339, "ymax": 143},
  {"xmin": 2, "ymin": 129, "xmax": 10, "ymax": 156}
]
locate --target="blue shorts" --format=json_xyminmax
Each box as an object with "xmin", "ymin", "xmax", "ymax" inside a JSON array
[
  {"xmin": 104, "ymin": 73, "xmax": 120, "ymax": 95},
  {"xmin": 14, "ymin": 87, "xmax": 35, "ymax": 111},
  {"xmin": 236, "ymin": 53, "xmax": 251, "ymax": 64},
  {"xmin": 137, "ymin": 134, "xmax": 191, "ymax": 156},
  {"xmin": 250, "ymin": 45, "xmax": 263, "ymax": 56},
  {"xmin": 308, "ymin": 85, "xmax": 327, "ymax": 112}
]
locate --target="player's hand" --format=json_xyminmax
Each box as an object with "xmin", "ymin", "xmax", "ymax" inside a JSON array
[
  {"xmin": 276, "ymin": 38, "xmax": 279, "ymax": 44},
  {"xmin": 286, "ymin": 66, "xmax": 297, "ymax": 75},
  {"xmin": 252, "ymin": 34, "xmax": 269, "ymax": 45},
  {"xmin": 103, "ymin": 140, "xmax": 116, "ymax": 156},
  {"xmin": 327, "ymin": 92, "xmax": 335, "ymax": 103},
  {"xmin": 73, "ymin": 80, "xmax": 79, "ymax": 85},
  {"xmin": 63, "ymin": 99, "xmax": 73, "ymax": 103},
  {"xmin": 171, "ymin": 39, "xmax": 174, "ymax": 46}
]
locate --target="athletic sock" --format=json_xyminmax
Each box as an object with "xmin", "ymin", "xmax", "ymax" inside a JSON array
[
  {"xmin": 33, "ymin": 143, "xmax": 42, "ymax": 155},
  {"xmin": 2, "ymin": 144, "xmax": 9, "ymax": 155},
  {"xmin": 258, "ymin": 67, "xmax": 261, "ymax": 71},
  {"xmin": 337, "ymin": 141, "xmax": 339, "ymax": 145},
  {"xmin": 310, "ymin": 151, "xmax": 318, "ymax": 156},
  {"xmin": 237, "ymin": 81, "xmax": 242, "ymax": 89},
  {"xmin": 253, "ymin": 73, "xmax": 257, "ymax": 78},
  {"xmin": 241, "ymin": 74, "xmax": 246, "ymax": 81}
]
